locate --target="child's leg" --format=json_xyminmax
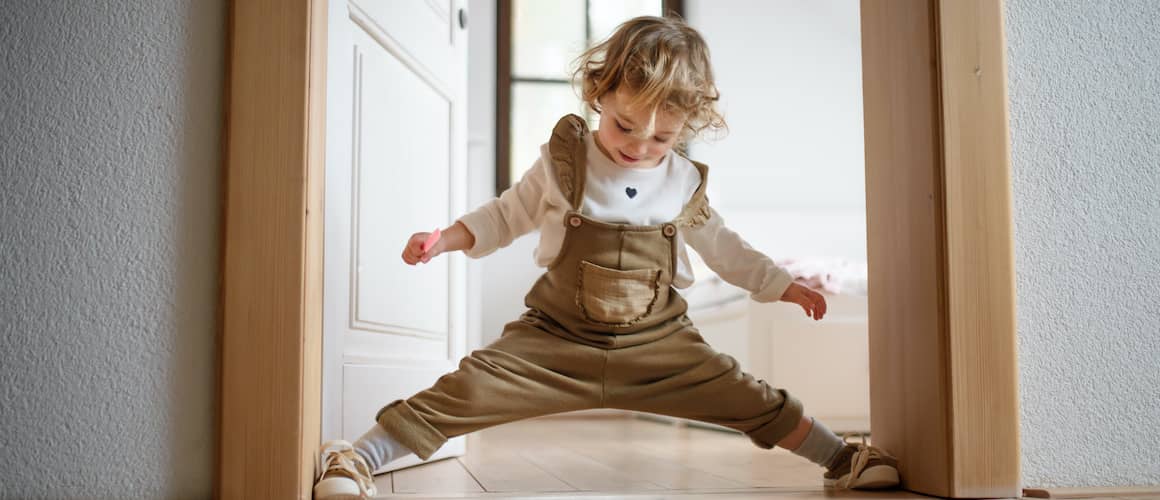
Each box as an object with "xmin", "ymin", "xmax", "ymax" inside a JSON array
[
  {"xmin": 352, "ymin": 421, "xmax": 411, "ymax": 471},
  {"xmin": 359, "ymin": 319, "xmax": 606, "ymax": 467},
  {"xmin": 777, "ymin": 416, "xmax": 899, "ymax": 488},
  {"xmin": 775, "ymin": 415, "xmax": 813, "ymax": 450},
  {"xmin": 604, "ymin": 327, "xmax": 900, "ymax": 487},
  {"xmin": 605, "ymin": 328, "xmax": 840, "ymax": 469},
  {"xmin": 777, "ymin": 415, "xmax": 848, "ymax": 469},
  {"xmin": 606, "ymin": 328, "xmax": 805, "ymax": 450}
]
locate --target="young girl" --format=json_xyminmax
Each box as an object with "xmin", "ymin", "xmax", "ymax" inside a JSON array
[{"xmin": 315, "ymin": 15, "xmax": 899, "ymax": 499}]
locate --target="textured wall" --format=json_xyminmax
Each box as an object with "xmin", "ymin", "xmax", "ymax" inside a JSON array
[
  {"xmin": 0, "ymin": 1, "xmax": 225, "ymax": 498},
  {"xmin": 1005, "ymin": 0, "xmax": 1160, "ymax": 487}
]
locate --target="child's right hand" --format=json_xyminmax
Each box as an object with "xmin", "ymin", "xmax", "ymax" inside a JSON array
[{"xmin": 401, "ymin": 231, "xmax": 444, "ymax": 265}]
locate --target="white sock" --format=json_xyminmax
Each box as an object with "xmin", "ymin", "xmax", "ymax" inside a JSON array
[
  {"xmin": 789, "ymin": 417, "xmax": 847, "ymax": 469},
  {"xmin": 352, "ymin": 423, "xmax": 414, "ymax": 471}
]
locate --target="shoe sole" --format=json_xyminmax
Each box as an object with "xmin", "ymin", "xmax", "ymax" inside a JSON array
[
  {"xmin": 824, "ymin": 464, "xmax": 900, "ymax": 489},
  {"xmin": 314, "ymin": 477, "xmax": 373, "ymax": 499}
]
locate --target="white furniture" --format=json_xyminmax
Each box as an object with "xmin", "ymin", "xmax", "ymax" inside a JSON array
[{"xmin": 747, "ymin": 293, "xmax": 870, "ymax": 433}]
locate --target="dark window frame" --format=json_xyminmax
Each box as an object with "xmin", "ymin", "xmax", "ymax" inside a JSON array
[{"xmin": 495, "ymin": 0, "xmax": 685, "ymax": 196}]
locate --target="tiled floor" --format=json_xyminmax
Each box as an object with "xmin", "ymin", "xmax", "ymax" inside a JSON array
[{"xmin": 370, "ymin": 413, "xmax": 935, "ymax": 499}]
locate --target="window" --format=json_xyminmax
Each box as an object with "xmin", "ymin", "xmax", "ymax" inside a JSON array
[{"xmin": 496, "ymin": 0, "xmax": 683, "ymax": 195}]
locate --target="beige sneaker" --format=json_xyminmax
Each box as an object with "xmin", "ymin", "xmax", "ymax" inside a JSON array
[
  {"xmin": 314, "ymin": 440, "xmax": 378, "ymax": 499},
  {"xmin": 823, "ymin": 434, "xmax": 900, "ymax": 489}
]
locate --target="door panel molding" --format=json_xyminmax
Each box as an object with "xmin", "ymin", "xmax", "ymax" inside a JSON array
[
  {"xmin": 347, "ymin": 37, "xmax": 454, "ymax": 340},
  {"xmin": 349, "ymin": 0, "xmax": 453, "ymax": 98},
  {"xmin": 218, "ymin": 1, "xmax": 1019, "ymax": 497}
]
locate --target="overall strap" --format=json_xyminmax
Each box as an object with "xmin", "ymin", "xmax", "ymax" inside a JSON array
[
  {"xmin": 547, "ymin": 114, "xmax": 589, "ymax": 211},
  {"xmin": 675, "ymin": 160, "xmax": 712, "ymax": 228}
]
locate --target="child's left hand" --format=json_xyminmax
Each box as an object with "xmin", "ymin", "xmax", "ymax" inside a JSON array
[{"xmin": 779, "ymin": 282, "xmax": 827, "ymax": 320}]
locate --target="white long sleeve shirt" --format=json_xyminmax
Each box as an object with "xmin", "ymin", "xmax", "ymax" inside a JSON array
[{"xmin": 457, "ymin": 132, "xmax": 794, "ymax": 303}]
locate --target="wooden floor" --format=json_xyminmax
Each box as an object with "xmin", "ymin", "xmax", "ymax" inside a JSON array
[
  {"xmin": 365, "ymin": 413, "xmax": 1160, "ymax": 499},
  {"xmin": 370, "ymin": 413, "xmax": 932, "ymax": 499}
]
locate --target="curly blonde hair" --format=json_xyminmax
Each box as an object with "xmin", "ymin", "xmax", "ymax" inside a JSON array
[{"xmin": 573, "ymin": 15, "xmax": 727, "ymax": 145}]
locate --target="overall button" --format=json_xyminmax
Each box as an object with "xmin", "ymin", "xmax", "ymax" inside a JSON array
[
  {"xmin": 662, "ymin": 224, "xmax": 676, "ymax": 237},
  {"xmin": 568, "ymin": 215, "xmax": 583, "ymax": 227}
]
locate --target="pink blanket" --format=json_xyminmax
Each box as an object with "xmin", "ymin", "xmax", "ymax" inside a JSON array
[{"xmin": 774, "ymin": 258, "xmax": 868, "ymax": 296}]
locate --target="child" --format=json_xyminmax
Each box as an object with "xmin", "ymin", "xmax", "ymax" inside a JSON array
[{"xmin": 314, "ymin": 15, "xmax": 899, "ymax": 499}]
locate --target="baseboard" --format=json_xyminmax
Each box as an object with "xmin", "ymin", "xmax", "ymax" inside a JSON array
[{"xmin": 1023, "ymin": 486, "xmax": 1160, "ymax": 498}]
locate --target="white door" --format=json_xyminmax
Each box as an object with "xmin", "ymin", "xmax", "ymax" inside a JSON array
[{"xmin": 322, "ymin": 0, "xmax": 469, "ymax": 473}]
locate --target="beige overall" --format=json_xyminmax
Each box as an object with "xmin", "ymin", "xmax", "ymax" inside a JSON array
[{"xmin": 376, "ymin": 115, "xmax": 803, "ymax": 460}]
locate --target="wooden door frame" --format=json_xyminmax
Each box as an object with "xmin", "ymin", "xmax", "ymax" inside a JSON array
[
  {"xmin": 861, "ymin": 1, "xmax": 1020, "ymax": 497},
  {"xmin": 216, "ymin": 1, "xmax": 1020, "ymax": 498}
]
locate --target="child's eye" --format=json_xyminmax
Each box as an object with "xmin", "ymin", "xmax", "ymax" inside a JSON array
[
  {"xmin": 616, "ymin": 122, "xmax": 630, "ymax": 132},
  {"xmin": 655, "ymin": 137, "xmax": 669, "ymax": 143}
]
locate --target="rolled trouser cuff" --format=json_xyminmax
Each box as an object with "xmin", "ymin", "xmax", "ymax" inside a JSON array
[
  {"xmin": 374, "ymin": 399, "xmax": 447, "ymax": 460},
  {"xmin": 746, "ymin": 390, "xmax": 805, "ymax": 449}
]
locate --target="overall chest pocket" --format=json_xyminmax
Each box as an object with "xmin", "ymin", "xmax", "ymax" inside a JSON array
[{"xmin": 576, "ymin": 260, "xmax": 662, "ymax": 326}]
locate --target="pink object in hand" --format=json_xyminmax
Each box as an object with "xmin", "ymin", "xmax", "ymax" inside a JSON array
[{"xmin": 420, "ymin": 228, "xmax": 442, "ymax": 253}]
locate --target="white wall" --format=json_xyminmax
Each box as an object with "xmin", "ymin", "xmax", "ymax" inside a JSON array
[
  {"xmin": 1005, "ymin": 0, "xmax": 1160, "ymax": 487},
  {"xmin": 469, "ymin": 0, "xmax": 547, "ymax": 346},
  {"xmin": 686, "ymin": 0, "xmax": 866, "ymax": 262},
  {"xmin": 467, "ymin": 0, "xmax": 498, "ymax": 350},
  {"xmin": 0, "ymin": 2, "xmax": 225, "ymax": 497}
]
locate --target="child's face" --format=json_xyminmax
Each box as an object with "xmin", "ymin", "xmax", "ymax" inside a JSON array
[{"xmin": 594, "ymin": 88, "xmax": 685, "ymax": 168}]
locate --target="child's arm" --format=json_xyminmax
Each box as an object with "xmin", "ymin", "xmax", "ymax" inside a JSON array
[
  {"xmin": 684, "ymin": 206, "xmax": 827, "ymax": 320},
  {"xmin": 400, "ymin": 156, "xmax": 554, "ymax": 264}
]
